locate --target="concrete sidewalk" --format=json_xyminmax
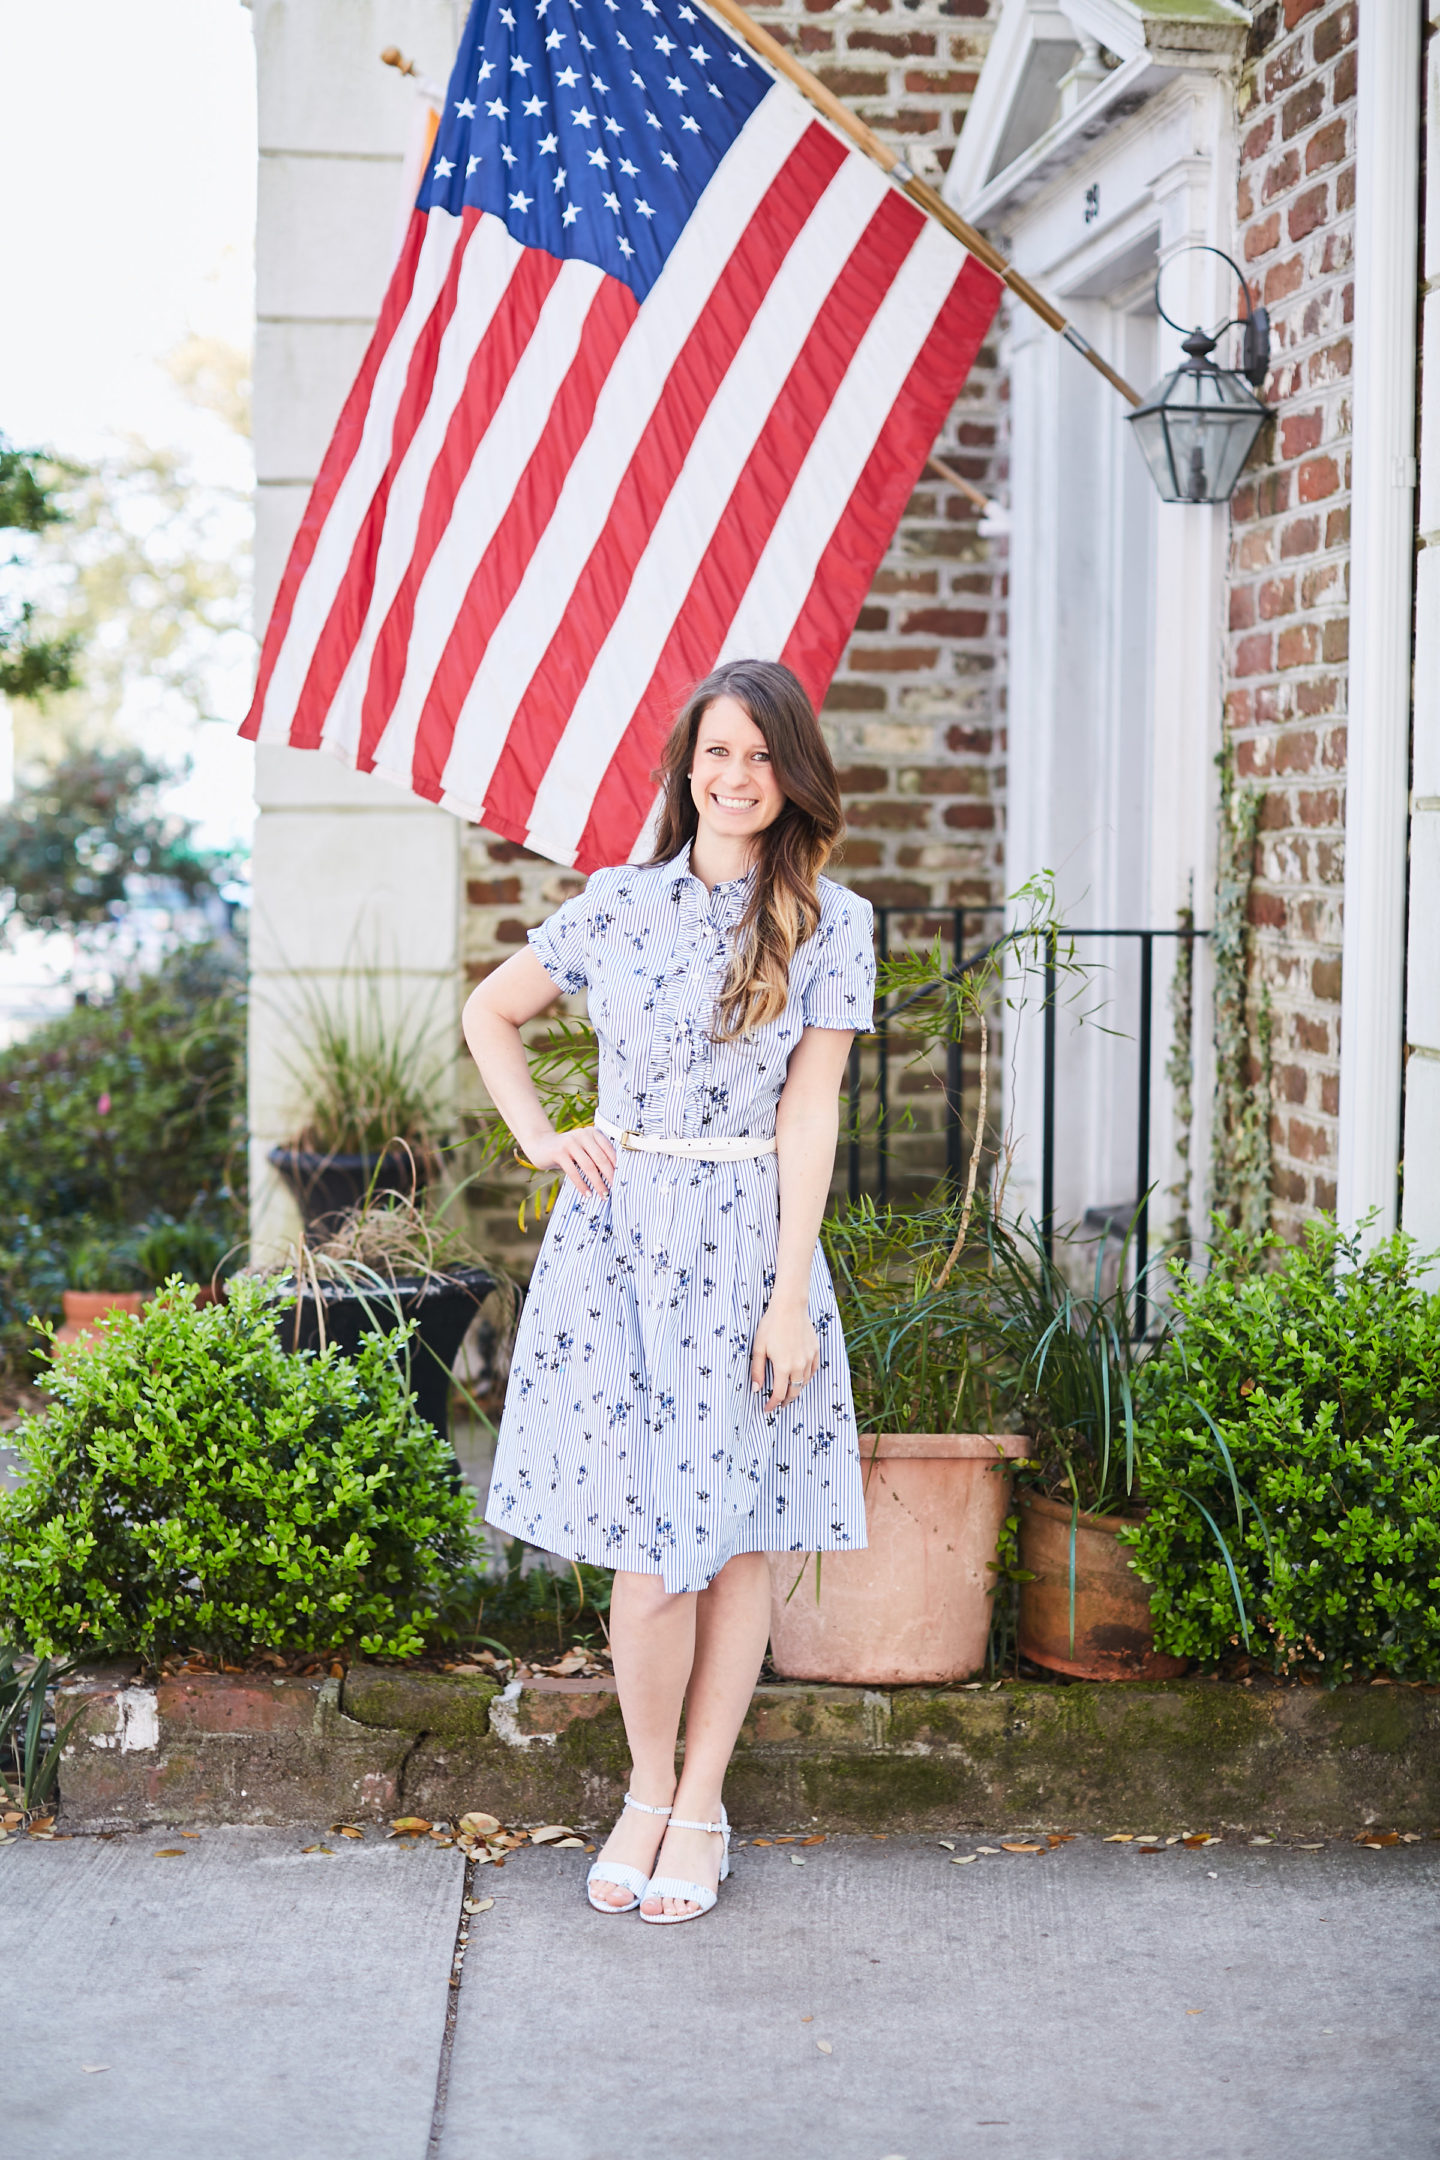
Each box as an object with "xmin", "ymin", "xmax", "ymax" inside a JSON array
[{"xmin": 3, "ymin": 1828, "xmax": 1436, "ymax": 2160}]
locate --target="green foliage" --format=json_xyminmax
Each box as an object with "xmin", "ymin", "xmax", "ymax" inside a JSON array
[
  {"xmin": 0, "ymin": 439, "xmax": 83, "ymax": 704},
  {"xmin": 434, "ymin": 1541, "xmax": 614, "ymax": 1657},
  {"xmin": 0, "ymin": 744, "xmax": 229, "ymax": 943},
  {"xmin": 1126, "ymin": 1220, "xmax": 1440, "ymax": 1679},
  {"xmin": 277, "ymin": 972, "xmax": 450, "ymax": 1156},
  {"xmin": 1210, "ymin": 746, "xmax": 1272, "ymax": 1237},
  {"xmin": 0, "ymin": 1280, "xmax": 482, "ymax": 1663},
  {"xmin": 822, "ymin": 1194, "xmax": 996, "ymax": 1434},
  {"xmin": 0, "ymin": 1646, "xmax": 81, "ymax": 1816},
  {"xmin": 0, "ymin": 940, "xmax": 243, "ymax": 1230}
]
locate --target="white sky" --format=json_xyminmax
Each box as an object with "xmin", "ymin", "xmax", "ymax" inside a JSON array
[{"xmin": 0, "ymin": 0, "xmax": 258, "ymax": 849}]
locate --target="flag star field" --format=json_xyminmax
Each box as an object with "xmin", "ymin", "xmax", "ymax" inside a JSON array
[{"xmin": 243, "ymin": 0, "xmax": 1002, "ymax": 871}]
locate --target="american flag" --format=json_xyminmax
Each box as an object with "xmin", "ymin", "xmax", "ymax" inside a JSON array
[{"xmin": 242, "ymin": 0, "xmax": 1003, "ymax": 871}]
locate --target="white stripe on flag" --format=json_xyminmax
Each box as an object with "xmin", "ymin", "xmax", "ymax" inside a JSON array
[
  {"xmin": 318, "ymin": 215, "xmax": 528, "ymax": 763},
  {"xmin": 251, "ymin": 210, "xmax": 469, "ymax": 743},
  {"xmin": 433, "ymin": 84, "xmax": 808, "ymax": 813},
  {"xmin": 523, "ymin": 151, "xmax": 891, "ymax": 864},
  {"xmin": 719, "ymin": 218, "xmax": 963, "ymax": 661},
  {"xmin": 363, "ymin": 254, "xmax": 608, "ymax": 788}
]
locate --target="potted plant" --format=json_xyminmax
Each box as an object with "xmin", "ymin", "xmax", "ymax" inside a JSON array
[
  {"xmin": 271, "ymin": 1186, "xmax": 508, "ymax": 1446},
  {"xmin": 976, "ymin": 1214, "xmax": 1187, "ymax": 1681},
  {"xmin": 267, "ymin": 978, "xmax": 449, "ymax": 1235},
  {"xmin": 767, "ymin": 1192, "xmax": 1028, "ymax": 1686},
  {"xmin": 55, "ymin": 1228, "xmax": 148, "ymax": 1347},
  {"xmin": 131, "ymin": 1211, "xmax": 234, "ymax": 1306}
]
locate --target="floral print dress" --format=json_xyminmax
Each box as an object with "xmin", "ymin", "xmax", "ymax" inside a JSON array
[{"xmin": 484, "ymin": 842, "xmax": 876, "ymax": 1593}]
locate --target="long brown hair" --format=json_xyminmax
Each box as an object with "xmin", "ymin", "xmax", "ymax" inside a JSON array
[{"xmin": 647, "ymin": 659, "xmax": 844, "ymax": 1039}]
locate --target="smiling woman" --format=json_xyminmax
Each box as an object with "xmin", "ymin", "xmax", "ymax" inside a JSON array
[{"xmin": 461, "ymin": 657, "xmax": 874, "ymax": 1927}]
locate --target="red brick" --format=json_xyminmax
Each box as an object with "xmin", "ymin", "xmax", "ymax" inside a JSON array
[
  {"xmin": 1282, "ymin": 81, "xmax": 1325, "ymax": 139},
  {"xmin": 1313, "ymin": 6, "xmax": 1356, "ymax": 63},
  {"xmin": 1230, "ymin": 584, "xmax": 1257, "ymax": 631},
  {"xmin": 1294, "ymin": 1014, "xmax": 1330, "ymax": 1055},
  {"xmin": 1321, "ymin": 616, "xmax": 1349, "ymax": 664},
  {"xmin": 852, "ymin": 878, "xmax": 930, "ymax": 908},
  {"xmin": 1298, "ymin": 454, "xmax": 1340, "ymax": 502},
  {"xmin": 494, "ymin": 918, "xmax": 531, "ymax": 944},
  {"xmin": 847, "ymin": 28, "xmax": 936, "ymax": 56},
  {"xmin": 1324, "ymin": 505, "xmax": 1350, "ymax": 548},
  {"xmin": 834, "ymin": 765, "xmax": 889, "ymax": 793},
  {"xmin": 815, "ymin": 66, "xmax": 888, "ymax": 96},
  {"xmin": 1274, "ymin": 730, "xmax": 1318, "ymax": 775},
  {"xmin": 466, "ymin": 877, "xmax": 522, "ymax": 906},
  {"xmin": 1297, "ymin": 787, "xmax": 1341, "ymax": 827},
  {"xmin": 1274, "ymin": 1060, "xmax": 1308, "ymax": 1104},
  {"xmin": 1315, "ymin": 839, "xmax": 1344, "ymax": 883},
  {"xmin": 1322, "ymin": 726, "xmax": 1347, "ymax": 769},
  {"xmin": 1277, "ymin": 623, "xmax": 1320, "ymax": 669},
  {"xmin": 1279, "ymin": 514, "xmax": 1321, "ymax": 559},
  {"xmin": 945, "ymin": 725, "xmax": 993, "ymax": 754},
  {"xmin": 1250, "ymin": 890, "xmax": 1288, "ymax": 929},
  {"xmin": 1238, "ymin": 173, "xmax": 1255, "ymax": 221},
  {"xmin": 904, "ymin": 69, "xmax": 976, "ymax": 94},
  {"xmin": 1242, "ymin": 114, "xmax": 1276, "ymax": 164},
  {"xmin": 844, "ymin": 800, "xmax": 932, "ymax": 831},
  {"xmin": 1279, "ymin": 409, "xmax": 1324, "ymax": 460},
  {"xmin": 1307, "ymin": 337, "xmax": 1352, "ymax": 386},
  {"xmin": 902, "ymin": 607, "xmax": 987, "ymax": 638},
  {"xmin": 486, "ymin": 839, "xmax": 547, "ymax": 863},
  {"xmin": 1237, "ymin": 527, "xmax": 1274, "ymax": 571},
  {"xmin": 1306, "ymin": 117, "xmax": 1347, "ymax": 174},
  {"xmin": 941, "ymin": 803, "xmax": 996, "ymax": 831},
  {"xmin": 849, "ymin": 646, "xmax": 940, "ymax": 672},
  {"xmin": 903, "ymin": 767, "xmax": 989, "ymax": 796},
  {"xmin": 1265, "ymin": 254, "xmax": 1306, "ymax": 303},
  {"xmin": 1300, "ymin": 563, "xmax": 1340, "ymax": 608},
  {"xmin": 1259, "ymin": 575, "xmax": 1296, "ymax": 620},
  {"xmin": 1295, "ymin": 674, "xmax": 1341, "ymax": 717},
  {"xmin": 1334, "ymin": 49, "xmax": 1357, "ymax": 105},
  {"xmin": 1272, "ymin": 1165, "xmax": 1309, "ymax": 1205},
  {"xmin": 1311, "ymin": 956, "xmax": 1342, "ymax": 1002},
  {"xmin": 1245, "ymin": 212, "xmax": 1281, "ymax": 260},
  {"xmin": 1266, "ymin": 41, "xmax": 1307, "ymax": 101},
  {"xmin": 1283, "ymin": 0, "xmax": 1324, "ymax": 23},
  {"xmin": 833, "ymin": 838, "xmax": 883, "ymax": 868},
  {"xmin": 871, "ymin": 569, "xmax": 939, "ymax": 596},
  {"xmin": 1288, "ymin": 183, "xmax": 1329, "ymax": 242},
  {"xmin": 823, "ymin": 682, "xmax": 886, "ymax": 711},
  {"xmin": 1235, "ymin": 631, "xmax": 1274, "ymax": 677},
  {"xmin": 852, "ymin": 108, "xmax": 943, "ymax": 137},
  {"xmin": 1287, "ymin": 1117, "xmax": 1332, "ymax": 1164},
  {"xmin": 1263, "ymin": 148, "xmax": 1302, "ymax": 201},
  {"xmin": 855, "ymin": 605, "xmax": 889, "ymax": 631}
]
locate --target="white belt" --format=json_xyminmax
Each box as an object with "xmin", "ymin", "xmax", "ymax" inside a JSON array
[{"xmin": 597, "ymin": 1115, "xmax": 776, "ymax": 1161}]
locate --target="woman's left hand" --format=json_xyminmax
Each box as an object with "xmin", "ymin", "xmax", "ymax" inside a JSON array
[{"xmin": 750, "ymin": 1298, "xmax": 820, "ymax": 1413}]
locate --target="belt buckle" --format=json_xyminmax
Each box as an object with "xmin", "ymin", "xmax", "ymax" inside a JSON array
[{"xmin": 621, "ymin": 1129, "xmax": 636, "ymax": 1151}]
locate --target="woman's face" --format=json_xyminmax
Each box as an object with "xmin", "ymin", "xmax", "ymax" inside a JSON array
[{"xmin": 689, "ymin": 694, "xmax": 786, "ymax": 848}]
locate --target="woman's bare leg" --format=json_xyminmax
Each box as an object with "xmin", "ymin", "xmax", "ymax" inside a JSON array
[
  {"xmin": 641, "ymin": 1551, "xmax": 772, "ymax": 1918},
  {"xmin": 588, "ymin": 1569, "xmax": 695, "ymax": 1906}
]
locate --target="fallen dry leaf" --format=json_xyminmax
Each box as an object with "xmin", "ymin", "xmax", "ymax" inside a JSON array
[
  {"xmin": 528, "ymin": 1825, "xmax": 576, "ymax": 1844},
  {"xmin": 951, "ymin": 1854, "xmax": 978, "ymax": 1865},
  {"xmin": 81, "ymin": 2065, "xmax": 111, "ymax": 2075},
  {"xmin": 463, "ymin": 1896, "xmax": 495, "ymax": 1914},
  {"xmin": 975, "ymin": 1846, "xmax": 1001, "ymax": 1855},
  {"xmin": 300, "ymin": 1844, "xmax": 334, "ymax": 1856},
  {"xmin": 789, "ymin": 1855, "xmax": 807, "ymax": 1866},
  {"xmin": 1001, "ymin": 1842, "xmax": 1045, "ymax": 1855},
  {"xmin": 458, "ymin": 1812, "xmax": 502, "ymax": 1837},
  {"xmin": 938, "ymin": 1840, "xmax": 956, "ymax": 1851},
  {"xmin": 331, "ymin": 1824, "xmax": 364, "ymax": 1839},
  {"xmin": 390, "ymin": 1816, "xmax": 432, "ymax": 1835},
  {"xmin": 555, "ymin": 1837, "xmax": 586, "ymax": 1849},
  {"xmin": 800, "ymin": 1835, "xmax": 826, "ymax": 1846},
  {"xmin": 800, "ymin": 2015, "xmax": 814, "ymax": 2024},
  {"xmin": 752, "ymin": 1838, "xmax": 773, "ymax": 1847},
  {"xmin": 816, "ymin": 2041, "xmax": 832, "ymax": 2055},
  {"xmin": 1296, "ymin": 1843, "xmax": 1324, "ymax": 1851},
  {"xmin": 153, "ymin": 1849, "xmax": 185, "ymax": 1858},
  {"xmin": 1186, "ymin": 2009, "xmax": 1203, "ymax": 2017},
  {"xmin": 1182, "ymin": 1836, "xmax": 1209, "ymax": 1848},
  {"xmin": 1104, "ymin": 1834, "xmax": 1134, "ymax": 1844},
  {"xmin": 26, "ymin": 1816, "xmax": 54, "ymax": 1834}
]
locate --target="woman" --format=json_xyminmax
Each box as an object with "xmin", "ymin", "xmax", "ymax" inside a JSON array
[{"xmin": 462, "ymin": 658, "xmax": 874, "ymax": 1925}]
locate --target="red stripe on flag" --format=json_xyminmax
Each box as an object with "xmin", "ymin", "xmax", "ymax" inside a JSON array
[
  {"xmin": 475, "ymin": 121, "xmax": 847, "ymax": 838},
  {"xmin": 354, "ymin": 243, "xmax": 568, "ymax": 770},
  {"xmin": 572, "ymin": 189, "xmax": 924, "ymax": 869},
  {"xmin": 779, "ymin": 253, "xmax": 1001, "ymax": 710},
  {"xmin": 407, "ymin": 273, "xmax": 638, "ymax": 797},
  {"xmin": 288, "ymin": 208, "xmax": 483, "ymax": 750},
  {"xmin": 241, "ymin": 209, "xmax": 429, "ymax": 740}
]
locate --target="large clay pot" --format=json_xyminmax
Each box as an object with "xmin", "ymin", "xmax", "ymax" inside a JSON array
[
  {"xmin": 1017, "ymin": 1492, "xmax": 1187, "ymax": 1681},
  {"xmin": 767, "ymin": 1434, "xmax": 1030, "ymax": 1686},
  {"xmin": 56, "ymin": 1290, "xmax": 146, "ymax": 1347}
]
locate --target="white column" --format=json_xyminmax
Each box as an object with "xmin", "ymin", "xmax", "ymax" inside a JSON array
[
  {"xmin": 1402, "ymin": 3, "xmax": 1440, "ymax": 1265},
  {"xmin": 1337, "ymin": 0, "xmax": 1423, "ymax": 1239}
]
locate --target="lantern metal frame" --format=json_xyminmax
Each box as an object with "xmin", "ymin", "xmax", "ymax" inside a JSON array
[{"xmin": 1127, "ymin": 245, "xmax": 1272, "ymax": 505}]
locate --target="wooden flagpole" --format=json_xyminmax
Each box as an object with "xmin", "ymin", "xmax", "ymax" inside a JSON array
[{"xmin": 703, "ymin": 0, "xmax": 1142, "ymax": 409}]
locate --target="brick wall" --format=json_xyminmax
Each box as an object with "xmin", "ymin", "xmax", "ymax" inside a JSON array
[
  {"xmin": 461, "ymin": 1, "xmax": 1004, "ymax": 1266},
  {"xmin": 1226, "ymin": 0, "xmax": 1356, "ymax": 1233}
]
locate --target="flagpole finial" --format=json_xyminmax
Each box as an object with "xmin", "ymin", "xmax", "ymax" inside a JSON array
[{"xmin": 380, "ymin": 46, "xmax": 419, "ymax": 77}]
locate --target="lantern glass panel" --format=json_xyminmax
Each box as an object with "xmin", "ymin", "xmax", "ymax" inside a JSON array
[{"xmin": 1127, "ymin": 361, "xmax": 1267, "ymax": 505}]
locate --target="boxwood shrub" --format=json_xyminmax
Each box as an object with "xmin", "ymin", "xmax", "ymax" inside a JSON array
[
  {"xmin": 0, "ymin": 1279, "xmax": 480, "ymax": 1662},
  {"xmin": 1127, "ymin": 1220, "xmax": 1440, "ymax": 1680}
]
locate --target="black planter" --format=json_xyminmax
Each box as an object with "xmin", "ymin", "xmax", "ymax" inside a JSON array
[
  {"xmin": 268, "ymin": 1144, "xmax": 430, "ymax": 1237},
  {"xmin": 279, "ymin": 1265, "xmax": 496, "ymax": 1444}
]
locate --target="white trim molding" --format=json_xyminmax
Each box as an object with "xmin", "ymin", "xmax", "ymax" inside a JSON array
[{"xmin": 1337, "ymin": 2, "xmax": 1423, "ymax": 1240}]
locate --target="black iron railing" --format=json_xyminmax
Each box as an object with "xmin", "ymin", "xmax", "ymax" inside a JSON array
[{"xmin": 844, "ymin": 909, "xmax": 1206, "ymax": 1324}]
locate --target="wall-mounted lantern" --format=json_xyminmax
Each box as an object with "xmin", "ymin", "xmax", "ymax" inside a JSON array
[{"xmin": 1128, "ymin": 246, "xmax": 1271, "ymax": 506}]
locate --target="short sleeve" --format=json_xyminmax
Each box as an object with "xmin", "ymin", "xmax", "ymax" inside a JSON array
[
  {"xmin": 800, "ymin": 890, "xmax": 875, "ymax": 1033},
  {"xmin": 527, "ymin": 882, "xmax": 594, "ymax": 995}
]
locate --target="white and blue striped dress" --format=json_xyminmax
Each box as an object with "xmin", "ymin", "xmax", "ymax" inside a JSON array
[{"xmin": 485, "ymin": 843, "xmax": 876, "ymax": 1593}]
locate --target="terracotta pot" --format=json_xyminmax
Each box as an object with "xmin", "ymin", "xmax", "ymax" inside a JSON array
[
  {"xmin": 767, "ymin": 1434, "xmax": 1030, "ymax": 1686},
  {"xmin": 1017, "ymin": 1491, "xmax": 1187, "ymax": 1681},
  {"xmin": 56, "ymin": 1290, "xmax": 147, "ymax": 1347}
]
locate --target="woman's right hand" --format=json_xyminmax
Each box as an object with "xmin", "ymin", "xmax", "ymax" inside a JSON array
[{"xmin": 520, "ymin": 1123, "xmax": 616, "ymax": 1201}]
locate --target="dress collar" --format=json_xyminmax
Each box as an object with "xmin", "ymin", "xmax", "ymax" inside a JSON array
[{"xmin": 667, "ymin": 839, "xmax": 756, "ymax": 931}]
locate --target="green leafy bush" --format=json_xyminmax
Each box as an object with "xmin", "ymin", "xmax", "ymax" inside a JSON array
[
  {"xmin": 0, "ymin": 1279, "xmax": 480, "ymax": 1662},
  {"xmin": 1127, "ymin": 1221, "xmax": 1440, "ymax": 1680}
]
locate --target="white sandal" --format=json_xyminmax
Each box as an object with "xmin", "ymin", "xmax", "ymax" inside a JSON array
[
  {"xmin": 586, "ymin": 1793, "xmax": 673, "ymax": 1914},
  {"xmin": 639, "ymin": 1806, "xmax": 731, "ymax": 1925}
]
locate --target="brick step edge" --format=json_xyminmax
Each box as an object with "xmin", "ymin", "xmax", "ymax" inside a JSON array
[{"xmin": 50, "ymin": 1661, "xmax": 1440, "ymax": 1835}]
